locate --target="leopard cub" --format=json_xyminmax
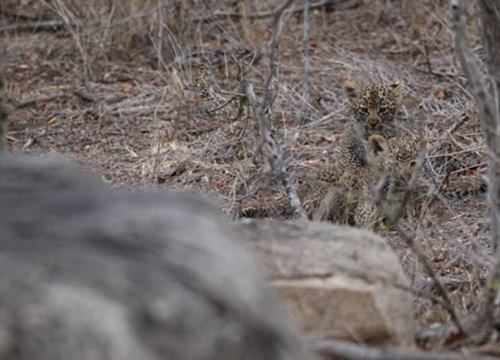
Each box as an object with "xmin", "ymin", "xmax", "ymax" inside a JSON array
[
  {"xmin": 316, "ymin": 134, "xmax": 427, "ymax": 230},
  {"xmin": 341, "ymin": 79, "xmax": 404, "ymax": 166},
  {"xmin": 239, "ymin": 134, "xmax": 427, "ymax": 232}
]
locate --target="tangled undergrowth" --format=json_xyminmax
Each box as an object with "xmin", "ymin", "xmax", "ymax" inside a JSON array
[{"xmin": 0, "ymin": 0, "xmax": 492, "ymax": 346}]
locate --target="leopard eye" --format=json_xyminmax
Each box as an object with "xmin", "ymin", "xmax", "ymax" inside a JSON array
[
  {"xmin": 379, "ymin": 107, "xmax": 388, "ymax": 114},
  {"xmin": 409, "ymin": 160, "xmax": 417, "ymax": 168},
  {"xmin": 359, "ymin": 107, "xmax": 369, "ymax": 114}
]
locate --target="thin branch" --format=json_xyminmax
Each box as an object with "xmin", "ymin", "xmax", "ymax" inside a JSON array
[
  {"xmin": 418, "ymin": 23, "xmax": 442, "ymax": 76},
  {"xmin": 244, "ymin": 82, "xmax": 307, "ymax": 219},
  {"xmin": 0, "ymin": 74, "xmax": 7, "ymax": 152},
  {"xmin": 299, "ymin": 0, "xmax": 311, "ymax": 122},
  {"xmin": 310, "ymin": 338, "xmax": 500, "ymax": 360},
  {"xmin": 0, "ymin": 20, "xmax": 65, "ymax": 34},
  {"xmin": 394, "ymin": 223, "xmax": 465, "ymax": 335},
  {"xmin": 261, "ymin": 0, "xmax": 295, "ymax": 112},
  {"xmin": 0, "ymin": 2, "xmax": 179, "ymax": 35},
  {"xmin": 379, "ymin": 140, "xmax": 465, "ymax": 335},
  {"xmin": 194, "ymin": 0, "xmax": 361, "ymax": 22},
  {"xmin": 238, "ymin": 0, "xmax": 306, "ymax": 219},
  {"xmin": 49, "ymin": 0, "xmax": 93, "ymax": 84},
  {"xmin": 446, "ymin": 114, "xmax": 470, "ymax": 135}
]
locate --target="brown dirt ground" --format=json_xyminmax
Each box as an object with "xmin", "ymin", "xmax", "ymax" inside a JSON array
[{"xmin": 0, "ymin": 0, "xmax": 494, "ymax": 349}]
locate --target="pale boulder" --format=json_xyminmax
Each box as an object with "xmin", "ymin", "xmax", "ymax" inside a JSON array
[{"xmin": 237, "ymin": 220, "xmax": 415, "ymax": 346}]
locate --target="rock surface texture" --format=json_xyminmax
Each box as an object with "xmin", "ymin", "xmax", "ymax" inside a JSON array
[
  {"xmin": 0, "ymin": 155, "xmax": 311, "ymax": 360},
  {"xmin": 237, "ymin": 219, "xmax": 415, "ymax": 346}
]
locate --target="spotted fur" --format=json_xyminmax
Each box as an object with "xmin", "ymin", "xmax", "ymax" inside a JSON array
[
  {"xmin": 343, "ymin": 80, "xmax": 403, "ymax": 139},
  {"xmin": 239, "ymin": 134, "xmax": 426, "ymax": 232},
  {"xmin": 340, "ymin": 79, "xmax": 403, "ymax": 167}
]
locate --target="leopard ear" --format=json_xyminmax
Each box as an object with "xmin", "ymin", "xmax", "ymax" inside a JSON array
[
  {"xmin": 390, "ymin": 79, "xmax": 403, "ymax": 95},
  {"xmin": 368, "ymin": 134, "xmax": 389, "ymax": 159},
  {"xmin": 343, "ymin": 80, "xmax": 362, "ymax": 106},
  {"xmin": 415, "ymin": 136, "xmax": 428, "ymax": 152}
]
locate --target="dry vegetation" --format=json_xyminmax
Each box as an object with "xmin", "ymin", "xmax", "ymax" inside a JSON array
[{"xmin": 0, "ymin": 0, "xmax": 495, "ymax": 353}]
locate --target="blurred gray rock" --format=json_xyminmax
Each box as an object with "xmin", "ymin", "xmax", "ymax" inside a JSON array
[
  {"xmin": 237, "ymin": 219, "xmax": 415, "ymax": 346},
  {"xmin": 0, "ymin": 155, "xmax": 311, "ymax": 360}
]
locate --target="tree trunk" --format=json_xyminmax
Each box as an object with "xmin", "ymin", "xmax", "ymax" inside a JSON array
[
  {"xmin": 0, "ymin": 74, "xmax": 7, "ymax": 152},
  {"xmin": 478, "ymin": 0, "xmax": 500, "ymax": 253}
]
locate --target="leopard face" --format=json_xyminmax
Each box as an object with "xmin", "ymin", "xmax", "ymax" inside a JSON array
[
  {"xmin": 343, "ymin": 80, "xmax": 403, "ymax": 140},
  {"xmin": 388, "ymin": 136, "xmax": 427, "ymax": 182}
]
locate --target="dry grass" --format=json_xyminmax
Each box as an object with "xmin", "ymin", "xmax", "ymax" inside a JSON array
[{"xmin": 0, "ymin": 0, "xmax": 493, "ymax": 349}]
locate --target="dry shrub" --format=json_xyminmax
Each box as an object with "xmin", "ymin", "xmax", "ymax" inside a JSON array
[
  {"xmin": 41, "ymin": 0, "xmax": 267, "ymax": 67},
  {"xmin": 41, "ymin": 0, "xmax": 207, "ymax": 67}
]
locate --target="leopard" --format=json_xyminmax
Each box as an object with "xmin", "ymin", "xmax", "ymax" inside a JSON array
[
  {"xmin": 238, "ymin": 79, "xmax": 422, "ymax": 231},
  {"xmin": 237, "ymin": 141, "xmax": 367, "ymax": 220},
  {"xmin": 342, "ymin": 80, "xmax": 487, "ymax": 202},
  {"xmin": 305, "ymin": 79, "xmax": 405, "ymax": 188},
  {"xmin": 312, "ymin": 140, "xmax": 364, "ymax": 188},
  {"xmin": 237, "ymin": 135, "xmax": 387, "ymax": 223},
  {"xmin": 441, "ymin": 175, "xmax": 488, "ymax": 200},
  {"xmin": 337, "ymin": 134, "xmax": 427, "ymax": 230},
  {"xmin": 315, "ymin": 134, "xmax": 394, "ymax": 228},
  {"xmin": 307, "ymin": 132, "xmax": 428, "ymax": 229},
  {"xmin": 340, "ymin": 79, "xmax": 404, "ymax": 167},
  {"xmin": 239, "ymin": 134, "xmax": 427, "ymax": 232},
  {"xmin": 387, "ymin": 136, "xmax": 428, "ymax": 183},
  {"xmin": 374, "ymin": 135, "xmax": 428, "ymax": 227}
]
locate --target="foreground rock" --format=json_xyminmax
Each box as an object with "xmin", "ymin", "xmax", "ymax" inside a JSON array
[
  {"xmin": 237, "ymin": 220, "xmax": 415, "ymax": 346},
  {"xmin": 0, "ymin": 155, "xmax": 311, "ymax": 360}
]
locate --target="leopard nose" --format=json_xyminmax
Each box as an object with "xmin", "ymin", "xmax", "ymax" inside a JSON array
[
  {"xmin": 367, "ymin": 116, "xmax": 380, "ymax": 127},
  {"xmin": 368, "ymin": 118, "xmax": 380, "ymax": 128}
]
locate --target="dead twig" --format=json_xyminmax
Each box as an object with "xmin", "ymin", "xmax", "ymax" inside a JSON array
[
  {"xmin": 0, "ymin": 2, "xmax": 179, "ymax": 36},
  {"xmin": 207, "ymin": 95, "xmax": 241, "ymax": 113},
  {"xmin": 299, "ymin": 0, "xmax": 311, "ymax": 123},
  {"xmin": 49, "ymin": 0, "xmax": 93, "ymax": 85},
  {"xmin": 379, "ymin": 140, "xmax": 466, "ymax": 335},
  {"xmin": 261, "ymin": 0, "xmax": 295, "ymax": 111},
  {"xmin": 244, "ymin": 82, "xmax": 306, "ymax": 219},
  {"xmin": 446, "ymin": 114, "xmax": 470, "ymax": 135},
  {"xmin": 419, "ymin": 23, "xmax": 443, "ymax": 76},
  {"xmin": 241, "ymin": 0, "xmax": 306, "ymax": 219},
  {"xmin": 395, "ymin": 222, "xmax": 465, "ymax": 336},
  {"xmin": 310, "ymin": 338, "xmax": 500, "ymax": 360},
  {"xmin": 194, "ymin": 0, "xmax": 361, "ymax": 22},
  {"xmin": 72, "ymin": 90, "xmax": 97, "ymax": 103},
  {"xmin": 0, "ymin": 20, "xmax": 65, "ymax": 34},
  {"xmin": 0, "ymin": 74, "xmax": 7, "ymax": 152}
]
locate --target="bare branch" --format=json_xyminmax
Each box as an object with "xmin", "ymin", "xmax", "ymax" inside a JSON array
[
  {"xmin": 0, "ymin": 20, "xmax": 65, "ymax": 34},
  {"xmin": 0, "ymin": 2, "xmax": 178, "ymax": 35},
  {"xmin": 0, "ymin": 74, "xmax": 7, "ymax": 152},
  {"xmin": 311, "ymin": 338, "xmax": 500, "ymax": 360},
  {"xmin": 261, "ymin": 0, "xmax": 295, "ymax": 112},
  {"xmin": 299, "ymin": 0, "xmax": 312, "ymax": 122},
  {"xmin": 379, "ymin": 140, "xmax": 465, "ymax": 335},
  {"xmin": 244, "ymin": 82, "xmax": 307, "ymax": 219},
  {"xmin": 394, "ymin": 222, "xmax": 465, "ymax": 335},
  {"xmin": 194, "ymin": 0, "xmax": 361, "ymax": 23},
  {"xmin": 238, "ymin": 0, "xmax": 307, "ymax": 219}
]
